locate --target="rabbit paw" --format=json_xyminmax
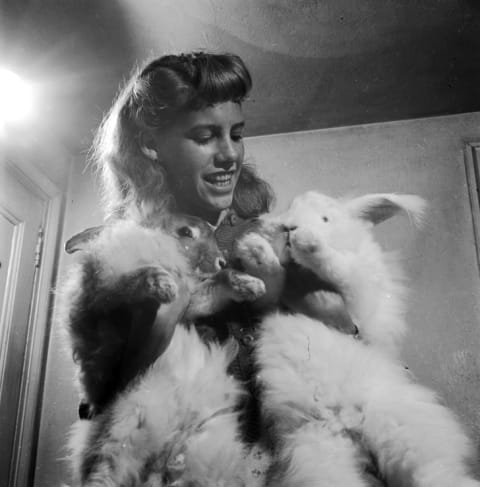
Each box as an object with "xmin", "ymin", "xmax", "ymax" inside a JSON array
[
  {"xmin": 236, "ymin": 233, "xmax": 280, "ymax": 270},
  {"xmin": 228, "ymin": 271, "xmax": 266, "ymax": 302},
  {"xmin": 134, "ymin": 266, "xmax": 178, "ymax": 303}
]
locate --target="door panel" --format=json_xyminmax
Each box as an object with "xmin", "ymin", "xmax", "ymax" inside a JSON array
[
  {"xmin": 0, "ymin": 212, "xmax": 15, "ymax": 316},
  {"xmin": 0, "ymin": 162, "xmax": 45, "ymax": 485}
]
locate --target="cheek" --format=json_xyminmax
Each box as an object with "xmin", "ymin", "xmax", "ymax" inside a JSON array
[
  {"xmin": 163, "ymin": 144, "xmax": 208, "ymax": 180},
  {"xmin": 330, "ymin": 223, "xmax": 361, "ymax": 252},
  {"xmin": 166, "ymin": 167, "xmax": 202, "ymax": 195},
  {"xmin": 178, "ymin": 147, "xmax": 207, "ymax": 174},
  {"xmin": 285, "ymin": 209, "xmax": 319, "ymax": 229},
  {"xmin": 237, "ymin": 143, "xmax": 245, "ymax": 165}
]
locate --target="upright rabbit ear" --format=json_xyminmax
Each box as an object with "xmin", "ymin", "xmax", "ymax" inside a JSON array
[{"xmin": 346, "ymin": 193, "xmax": 426, "ymax": 226}]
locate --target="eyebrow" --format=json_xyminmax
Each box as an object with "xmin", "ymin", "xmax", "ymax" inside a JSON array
[
  {"xmin": 188, "ymin": 121, "xmax": 245, "ymax": 132},
  {"xmin": 232, "ymin": 121, "xmax": 245, "ymax": 130}
]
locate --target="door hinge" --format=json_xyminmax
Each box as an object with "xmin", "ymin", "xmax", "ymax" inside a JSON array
[{"xmin": 34, "ymin": 226, "xmax": 44, "ymax": 268}]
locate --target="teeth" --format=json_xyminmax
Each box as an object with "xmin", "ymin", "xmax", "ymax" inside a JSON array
[{"xmin": 205, "ymin": 173, "xmax": 233, "ymax": 185}]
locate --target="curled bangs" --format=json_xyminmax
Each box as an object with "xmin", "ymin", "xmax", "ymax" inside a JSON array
[
  {"xmin": 190, "ymin": 53, "xmax": 252, "ymax": 108},
  {"xmin": 139, "ymin": 52, "xmax": 252, "ymax": 116}
]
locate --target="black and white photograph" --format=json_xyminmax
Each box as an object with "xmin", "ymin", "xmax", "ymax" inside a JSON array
[{"xmin": 0, "ymin": 1, "xmax": 479, "ymax": 486}]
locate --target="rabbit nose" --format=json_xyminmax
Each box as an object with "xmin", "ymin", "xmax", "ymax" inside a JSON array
[
  {"xmin": 215, "ymin": 257, "xmax": 227, "ymax": 270},
  {"xmin": 280, "ymin": 224, "xmax": 297, "ymax": 232}
]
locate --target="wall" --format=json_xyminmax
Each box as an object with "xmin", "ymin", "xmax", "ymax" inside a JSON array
[{"xmin": 35, "ymin": 112, "xmax": 480, "ymax": 485}]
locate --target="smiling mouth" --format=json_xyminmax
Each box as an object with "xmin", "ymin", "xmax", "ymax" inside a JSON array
[{"xmin": 203, "ymin": 171, "xmax": 235, "ymax": 187}]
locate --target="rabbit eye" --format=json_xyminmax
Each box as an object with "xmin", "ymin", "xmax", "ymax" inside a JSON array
[
  {"xmin": 177, "ymin": 226, "xmax": 194, "ymax": 238},
  {"xmin": 322, "ymin": 216, "xmax": 329, "ymax": 222}
]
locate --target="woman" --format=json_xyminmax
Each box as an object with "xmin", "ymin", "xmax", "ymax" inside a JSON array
[
  {"xmin": 67, "ymin": 52, "xmax": 275, "ymax": 432},
  {"xmin": 61, "ymin": 51, "xmax": 282, "ymax": 486},
  {"xmin": 71, "ymin": 47, "xmax": 355, "ymax": 421},
  {"xmin": 66, "ymin": 52, "xmax": 356, "ymax": 485},
  {"xmin": 93, "ymin": 51, "xmax": 274, "ymax": 228}
]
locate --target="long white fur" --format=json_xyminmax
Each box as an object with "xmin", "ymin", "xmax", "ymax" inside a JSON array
[
  {"xmin": 84, "ymin": 219, "xmax": 190, "ymax": 282},
  {"xmin": 69, "ymin": 326, "xmax": 251, "ymax": 486},
  {"xmin": 241, "ymin": 191, "xmax": 479, "ymax": 487},
  {"xmin": 280, "ymin": 191, "xmax": 426, "ymax": 355},
  {"xmin": 65, "ymin": 219, "xmax": 269, "ymax": 486},
  {"xmin": 65, "ymin": 192, "xmax": 479, "ymax": 486}
]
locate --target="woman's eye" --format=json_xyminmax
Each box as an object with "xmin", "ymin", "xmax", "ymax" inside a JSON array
[
  {"xmin": 194, "ymin": 136, "xmax": 212, "ymax": 145},
  {"xmin": 191, "ymin": 131, "xmax": 213, "ymax": 144},
  {"xmin": 177, "ymin": 226, "xmax": 194, "ymax": 238},
  {"xmin": 231, "ymin": 132, "xmax": 243, "ymax": 142}
]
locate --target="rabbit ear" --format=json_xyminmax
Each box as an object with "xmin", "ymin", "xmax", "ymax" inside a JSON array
[
  {"xmin": 346, "ymin": 193, "xmax": 426, "ymax": 226},
  {"xmin": 64, "ymin": 225, "xmax": 105, "ymax": 254}
]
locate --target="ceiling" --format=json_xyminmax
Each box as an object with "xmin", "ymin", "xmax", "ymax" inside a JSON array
[{"xmin": 1, "ymin": 0, "xmax": 479, "ymax": 151}]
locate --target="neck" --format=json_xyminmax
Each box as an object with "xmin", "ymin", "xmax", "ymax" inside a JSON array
[{"xmin": 176, "ymin": 201, "xmax": 223, "ymax": 226}]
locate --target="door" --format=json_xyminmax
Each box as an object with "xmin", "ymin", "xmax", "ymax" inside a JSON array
[{"xmin": 0, "ymin": 161, "xmax": 46, "ymax": 485}]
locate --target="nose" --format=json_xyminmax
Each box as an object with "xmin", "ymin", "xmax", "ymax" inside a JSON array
[
  {"xmin": 214, "ymin": 138, "xmax": 239, "ymax": 169},
  {"xmin": 280, "ymin": 224, "xmax": 297, "ymax": 233},
  {"xmin": 215, "ymin": 256, "xmax": 227, "ymax": 271}
]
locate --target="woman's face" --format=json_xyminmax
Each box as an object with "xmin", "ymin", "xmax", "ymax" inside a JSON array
[{"xmin": 153, "ymin": 101, "xmax": 245, "ymax": 224}]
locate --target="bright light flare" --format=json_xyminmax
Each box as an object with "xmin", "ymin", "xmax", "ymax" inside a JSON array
[{"xmin": 0, "ymin": 68, "xmax": 33, "ymax": 130}]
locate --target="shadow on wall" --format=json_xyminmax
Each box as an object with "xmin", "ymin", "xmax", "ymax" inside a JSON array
[{"xmin": 0, "ymin": 0, "xmax": 136, "ymax": 151}]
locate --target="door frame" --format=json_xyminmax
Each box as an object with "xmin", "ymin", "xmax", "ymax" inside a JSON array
[
  {"xmin": 0, "ymin": 153, "xmax": 67, "ymax": 487},
  {"xmin": 463, "ymin": 141, "xmax": 480, "ymax": 276}
]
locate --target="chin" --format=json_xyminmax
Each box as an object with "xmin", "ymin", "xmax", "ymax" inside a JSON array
[{"xmin": 208, "ymin": 195, "xmax": 234, "ymax": 212}]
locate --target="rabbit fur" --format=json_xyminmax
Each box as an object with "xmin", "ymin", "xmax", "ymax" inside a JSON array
[{"xmin": 231, "ymin": 191, "xmax": 479, "ymax": 487}]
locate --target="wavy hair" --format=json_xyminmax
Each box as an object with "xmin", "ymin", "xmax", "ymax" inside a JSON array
[{"xmin": 91, "ymin": 51, "xmax": 274, "ymax": 220}]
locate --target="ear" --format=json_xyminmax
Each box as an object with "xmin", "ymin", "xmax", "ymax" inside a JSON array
[
  {"xmin": 64, "ymin": 225, "xmax": 104, "ymax": 254},
  {"xmin": 139, "ymin": 132, "xmax": 158, "ymax": 161},
  {"xmin": 345, "ymin": 193, "xmax": 426, "ymax": 226}
]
